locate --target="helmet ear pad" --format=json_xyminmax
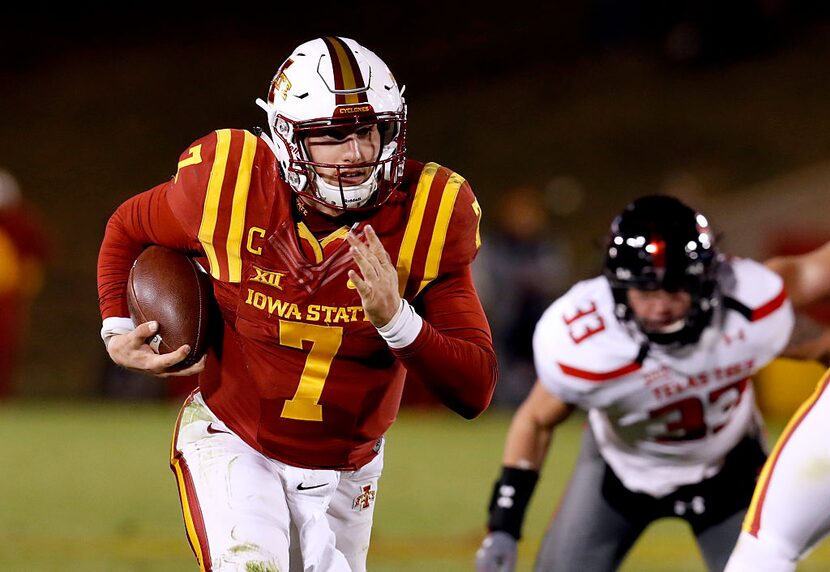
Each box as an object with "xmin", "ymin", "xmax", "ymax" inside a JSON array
[{"xmin": 604, "ymin": 195, "xmax": 720, "ymax": 345}]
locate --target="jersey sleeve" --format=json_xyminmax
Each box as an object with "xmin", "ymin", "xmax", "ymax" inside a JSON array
[
  {"xmin": 97, "ymin": 129, "xmax": 272, "ymax": 320},
  {"xmin": 532, "ymin": 278, "xmax": 644, "ymax": 409},
  {"xmin": 390, "ymin": 266, "xmax": 497, "ymax": 419},
  {"xmin": 396, "ymin": 163, "xmax": 483, "ymax": 300},
  {"xmin": 165, "ymin": 129, "xmax": 272, "ymax": 283},
  {"xmin": 97, "ymin": 132, "xmax": 218, "ymax": 320},
  {"xmin": 96, "ymin": 182, "xmax": 194, "ymax": 319},
  {"xmin": 437, "ymin": 177, "xmax": 481, "ymax": 271},
  {"xmin": 386, "ymin": 164, "xmax": 494, "ymax": 418},
  {"xmin": 723, "ymin": 257, "xmax": 794, "ymax": 370}
]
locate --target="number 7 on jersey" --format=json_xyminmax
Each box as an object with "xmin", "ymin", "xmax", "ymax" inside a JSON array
[{"xmin": 279, "ymin": 320, "xmax": 343, "ymax": 422}]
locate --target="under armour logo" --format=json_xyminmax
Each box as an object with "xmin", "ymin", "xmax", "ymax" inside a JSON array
[
  {"xmin": 496, "ymin": 485, "xmax": 516, "ymax": 509},
  {"xmin": 673, "ymin": 496, "xmax": 705, "ymax": 516}
]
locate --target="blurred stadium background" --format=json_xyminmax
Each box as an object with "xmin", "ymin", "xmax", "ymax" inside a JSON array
[{"xmin": 3, "ymin": 2, "xmax": 830, "ymax": 569}]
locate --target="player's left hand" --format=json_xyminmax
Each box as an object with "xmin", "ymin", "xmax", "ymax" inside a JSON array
[
  {"xmin": 347, "ymin": 224, "xmax": 401, "ymax": 328},
  {"xmin": 475, "ymin": 531, "xmax": 518, "ymax": 572}
]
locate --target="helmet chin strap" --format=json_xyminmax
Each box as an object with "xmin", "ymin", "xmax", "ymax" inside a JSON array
[{"xmin": 310, "ymin": 167, "xmax": 379, "ymax": 209}]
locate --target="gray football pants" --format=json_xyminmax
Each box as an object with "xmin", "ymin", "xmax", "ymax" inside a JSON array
[{"xmin": 534, "ymin": 428, "xmax": 754, "ymax": 572}]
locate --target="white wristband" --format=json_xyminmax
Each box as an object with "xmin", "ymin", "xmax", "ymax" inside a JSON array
[
  {"xmin": 101, "ymin": 316, "xmax": 136, "ymax": 349},
  {"xmin": 377, "ymin": 299, "xmax": 423, "ymax": 349}
]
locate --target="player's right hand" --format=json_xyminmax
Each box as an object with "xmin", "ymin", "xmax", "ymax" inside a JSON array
[
  {"xmin": 106, "ymin": 321, "xmax": 206, "ymax": 378},
  {"xmin": 475, "ymin": 531, "xmax": 518, "ymax": 572}
]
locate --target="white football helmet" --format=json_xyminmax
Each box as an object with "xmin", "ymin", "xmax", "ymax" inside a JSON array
[{"xmin": 256, "ymin": 36, "xmax": 407, "ymax": 210}]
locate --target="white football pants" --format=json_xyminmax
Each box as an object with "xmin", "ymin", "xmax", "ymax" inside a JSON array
[
  {"xmin": 725, "ymin": 371, "xmax": 830, "ymax": 572},
  {"xmin": 170, "ymin": 392, "xmax": 383, "ymax": 571}
]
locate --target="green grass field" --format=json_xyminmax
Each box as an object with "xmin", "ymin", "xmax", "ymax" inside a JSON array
[{"xmin": 1, "ymin": 401, "xmax": 828, "ymax": 571}]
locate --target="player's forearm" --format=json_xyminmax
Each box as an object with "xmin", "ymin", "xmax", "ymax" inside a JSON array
[
  {"xmin": 502, "ymin": 411, "xmax": 554, "ymax": 471},
  {"xmin": 765, "ymin": 256, "xmax": 807, "ymax": 308},
  {"xmin": 97, "ymin": 206, "xmax": 150, "ymax": 318},
  {"xmin": 487, "ymin": 416, "xmax": 544, "ymax": 540},
  {"xmin": 386, "ymin": 267, "xmax": 497, "ymax": 418},
  {"xmin": 766, "ymin": 243, "xmax": 830, "ymax": 309},
  {"xmin": 502, "ymin": 381, "xmax": 574, "ymax": 469},
  {"xmin": 391, "ymin": 320, "xmax": 497, "ymax": 419},
  {"xmin": 485, "ymin": 384, "xmax": 572, "ymax": 540}
]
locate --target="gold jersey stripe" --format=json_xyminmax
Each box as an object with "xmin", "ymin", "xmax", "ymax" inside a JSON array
[
  {"xmin": 743, "ymin": 367, "xmax": 830, "ymax": 535},
  {"xmin": 197, "ymin": 130, "xmax": 231, "ymax": 279},
  {"xmin": 320, "ymin": 225, "xmax": 350, "ymax": 249},
  {"xmin": 397, "ymin": 162, "xmax": 439, "ymax": 297},
  {"xmin": 417, "ymin": 171, "xmax": 465, "ymax": 296},
  {"xmin": 471, "ymin": 197, "xmax": 482, "ymax": 250},
  {"xmin": 297, "ymin": 221, "xmax": 324, "ymax": 264},
  {"xmin": 226, "ymin": 131, "xmax": 257, "ymax": 282}
]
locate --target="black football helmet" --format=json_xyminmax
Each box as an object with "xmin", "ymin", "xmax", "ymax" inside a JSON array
[{"xmin": 603, "ymin": 195, "xmax": 720, "ymax": 345}]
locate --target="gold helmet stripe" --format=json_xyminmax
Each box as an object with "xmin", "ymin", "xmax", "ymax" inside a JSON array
[{"xmin": 322, "ymin": 36, "xmax": 369, "ymax": 105}]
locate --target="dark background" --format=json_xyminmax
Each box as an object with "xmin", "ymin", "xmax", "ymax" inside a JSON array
[{"xmin": 3, "ymin": 2, "xmax": 830, "ymax": 397}]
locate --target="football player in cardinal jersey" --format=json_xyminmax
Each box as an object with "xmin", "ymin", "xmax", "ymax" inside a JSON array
[
  {"xmin": 475, "ymin": 195, "xmax": 794, "ymax": 572},
  {"xmin": 97, "ymin": 37, "xmax": 497, "ymax": 571},
  {"xmin": 726, "ymin": 242, "xmax": 830, "ymax": 572}
]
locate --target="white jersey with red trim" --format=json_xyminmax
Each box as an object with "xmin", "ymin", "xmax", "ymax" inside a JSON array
[{"xmin": 533, "ymin": 257, "xmax": 794, "ymax": 497}]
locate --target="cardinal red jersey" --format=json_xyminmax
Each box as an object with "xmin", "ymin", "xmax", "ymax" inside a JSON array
[{"xmin": 98, "ymin": 129, "xmax": 488, "ymax": 469}]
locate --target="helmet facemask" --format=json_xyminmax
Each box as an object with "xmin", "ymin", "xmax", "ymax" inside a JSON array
[
  {"xmin": 609, "ymin": 270, "xmax": 719, "ymax": 346},
  {"xmin": 280, "ymin": 111, "xmax": 406, "ymax": 210}
]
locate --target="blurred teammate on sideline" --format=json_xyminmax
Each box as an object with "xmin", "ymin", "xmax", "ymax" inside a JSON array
[{"xmin": 0, "ymin": 168, "xmax": 49, "ymax": 399}]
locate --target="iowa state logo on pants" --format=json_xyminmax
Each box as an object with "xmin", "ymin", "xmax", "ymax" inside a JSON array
[{"xmin": 353, "ymin": 484, "xmax": 375, "ymax": 511}]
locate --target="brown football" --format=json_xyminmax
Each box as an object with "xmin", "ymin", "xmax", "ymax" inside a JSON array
[{"xmin": 126, "ymin": 245, "xmax": 216, "ymax": 367}]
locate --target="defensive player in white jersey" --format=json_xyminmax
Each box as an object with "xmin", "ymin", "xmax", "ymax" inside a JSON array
[
  {"xmin": 726, "ymin": 242, "xmax": 830, "ymax": 572},
  {"xmin": 475, "ymin": 195, "xmax": 794, "ymax": 572}
]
